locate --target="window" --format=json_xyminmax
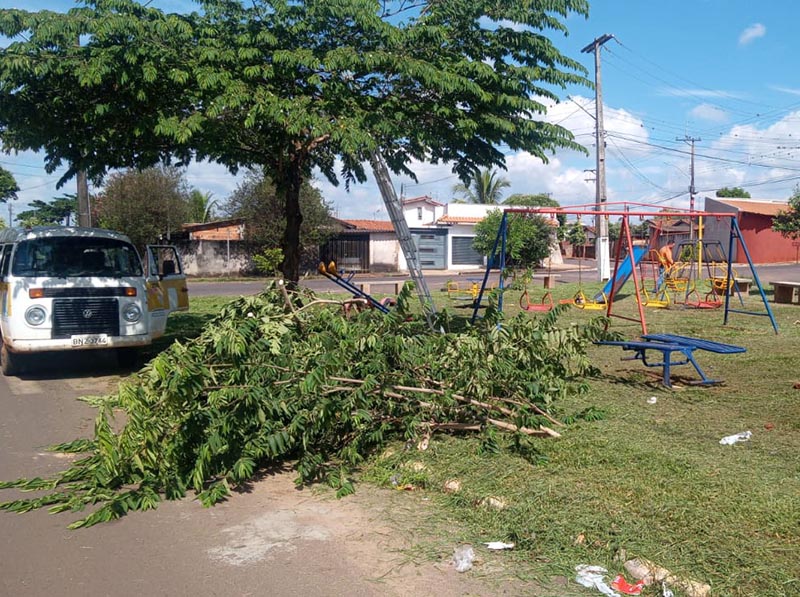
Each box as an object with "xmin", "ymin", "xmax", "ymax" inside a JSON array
[
  {"xmin": 417, "ymin": 207, "xmax": 423, "ymax": 220},
  {"xmin": 11, "ymin": 237, "xmax": 143, "ymax": 278}
]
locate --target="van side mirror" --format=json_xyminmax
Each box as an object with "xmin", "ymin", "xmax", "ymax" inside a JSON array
[{"xmin": 162, "ymin": 260, "xmax": 176, "ymax": 276}]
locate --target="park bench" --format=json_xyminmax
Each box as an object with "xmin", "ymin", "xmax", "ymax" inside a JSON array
[
  {"xmin": 595, "ymin": 334, "xmax": 746, "ymax": 388},
  {"xmin": 771, "ymin": 281, "xmax": 800, "ymax": 304}
]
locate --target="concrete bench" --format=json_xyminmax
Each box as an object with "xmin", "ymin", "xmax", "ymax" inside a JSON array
[
  {"xmin": 733, "ymin": 278, "xmax": 752, "ymax": 294},
  {"xmin": 772, "ymin": 281, "xmax": 800, "ymax": 304},
  {"xmin": 358, "ymin": 281, "xmax": 404, "ymax": 295}
]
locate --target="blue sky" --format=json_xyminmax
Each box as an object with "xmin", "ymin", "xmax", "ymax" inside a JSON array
[{"xmin": 2, "ymin": 0, "xmax": 800, "ymax": 222}]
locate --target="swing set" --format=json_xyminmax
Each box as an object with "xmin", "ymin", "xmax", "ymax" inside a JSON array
[{"xmin": 470, "ymin": 203, "xmax": 779, "ymax": 335}]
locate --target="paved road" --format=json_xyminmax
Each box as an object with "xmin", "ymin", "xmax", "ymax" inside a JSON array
[
  {"xmin": 0, "ymin": 357, "xmax": 496, "ymax": 597},
  {"xmin": 188, "ymin": 261, "xmax": 800, "ymax": 297}
]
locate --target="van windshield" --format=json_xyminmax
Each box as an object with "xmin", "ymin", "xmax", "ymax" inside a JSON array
[{"xmin": 11, "ymin": 237, "xmax": 143, "ymax": 278}]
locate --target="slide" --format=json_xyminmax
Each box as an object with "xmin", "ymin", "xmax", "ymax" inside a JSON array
[{"xmin": 594, "ymin": 246, "xmax": 648, "ymax": 302}]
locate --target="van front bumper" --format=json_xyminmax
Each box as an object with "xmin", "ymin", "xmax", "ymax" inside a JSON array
[{"xmin": 7, "ymin": 334, "xmax": 153, "ymax": 353}]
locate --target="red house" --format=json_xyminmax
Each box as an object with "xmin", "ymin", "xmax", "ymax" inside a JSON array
[{"xmin": 703, "ymin": 197, "xmax": 798, "ymax": 264}]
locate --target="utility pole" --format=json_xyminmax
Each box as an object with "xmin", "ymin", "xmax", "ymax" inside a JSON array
[
  {"xmin": 582, "ymin": 33, "xmax": 614, "ymax": 281},
  {"xmin": 678, "ymin": 136, "xmax": 701, "ymax": 239}
]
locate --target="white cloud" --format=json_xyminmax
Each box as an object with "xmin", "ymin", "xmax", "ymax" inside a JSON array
[
  {"xmin": 739, "ymin": 23, "xmax": 766, "ymax": 46},
  {"xmin": 690, "ymin": 103, "xmax": 729, "ymax": 123},
  {"xmin": 771, "ymin": 86, "xmax": 800, "ymax": 96},
  {"xmin": 657, "ymin": 88, "xmax": 744, "ymax": 100}
]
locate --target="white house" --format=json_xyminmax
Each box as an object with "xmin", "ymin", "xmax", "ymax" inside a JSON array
[{"xmin": 399, "ymin": 196, "xmax": 562, "ymax": 271}]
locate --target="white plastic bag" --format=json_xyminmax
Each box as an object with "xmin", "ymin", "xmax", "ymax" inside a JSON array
[
  {"xmin": 452, "ymin": 544, "xmax": 475, "ymax": 572},
  {"xmin": 719, "ymin": 430, "xmax": 752, "ymax": 445}
]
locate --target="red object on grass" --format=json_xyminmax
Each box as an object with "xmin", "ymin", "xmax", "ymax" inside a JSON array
[{"xmin": 611, "ymin": 574, "xmax": 646, "ymax": 595}]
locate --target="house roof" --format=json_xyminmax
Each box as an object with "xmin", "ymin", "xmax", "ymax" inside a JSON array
[
  {"xmin": 709, "ymin": 198, "xmax": 789, "ymax": 216},
  {"xmin": 436, "ymin": 214, "xmax": 559, "ymax": 227},
  {"xmin": 337, "ymin": 219, "xmax": 395, "ymax": 233},
  {"xmin": 401, "ymin": 195, "xmax": 444, "ymax": 207}
]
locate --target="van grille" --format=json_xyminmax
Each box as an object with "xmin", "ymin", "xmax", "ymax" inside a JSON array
[{"xmin": 52, "ymin": 298, "xmax": 120, "ymax": 339}]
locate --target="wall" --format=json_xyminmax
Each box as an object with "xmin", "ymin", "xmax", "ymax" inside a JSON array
[
  {"xmin": 175, "ymin": 239, "xmax": 251, "ymax": 276},
  {"xmin": 369, "ymin": 232, "xmax": 400, "ymax": 272},
  {"xmin": 189, "ymin": 223, "xmax": 244, "ymax": 241},
  {"xmin": 739, "ymin": 213, "xmax": 798, "ymax": 263}
]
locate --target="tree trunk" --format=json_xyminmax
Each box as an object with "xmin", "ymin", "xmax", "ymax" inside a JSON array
[{"xmin": 280, "ymin": 162, "xmax": 304, "ymax": 287}]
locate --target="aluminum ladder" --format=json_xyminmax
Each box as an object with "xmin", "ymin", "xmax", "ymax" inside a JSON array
[{"xmin": 369, "ymin": 150, "xmax": 437, "ymax": 330}]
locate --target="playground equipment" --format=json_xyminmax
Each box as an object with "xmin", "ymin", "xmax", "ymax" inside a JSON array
[
  {"xmin": 317, "ymin": 261, "xmax": 393, "ymax": 314},
  {"xmin": 470, "ymin": 203, "xmax": 779, "ymax": 335}
]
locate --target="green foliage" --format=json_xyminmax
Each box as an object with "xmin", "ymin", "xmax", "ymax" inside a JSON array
[
  {"xmin": 187, "ymin": 189, "xmax": 217, "ymax": 223},
  {"xmin": 0, "ymin": 166, "xmax": 18, "ymax": 203},
  {"xmin": 566, "ymin": 221, "xmax": 587, "ymax": 247},
  {"xmin": 0, "ymin": 282, "xmax": 607, "ymax": 527},
  {"xmin": 252, "ymin": 248, "xmax": 283, "ymax": 276},
  {"xmin": 772, "ymin": 187, "xmax": 800, "ymax": 239},
  {"xmin": 716, "ymin": 186, "xmax": 751, "ymax": 198},
  {"xmin": 223, "ymin": 169, "xmax": 333, "ymax": 261},
  {"xmin": 473, "ymin": 210, "xmax": 553, "ymax": 268},
  {"xmin": 0, "ymin": 0, "xmax": 589, "ymax": 283},
  {"xmin": 452, "ymin": 169, "xmax": 510, "ymax": 204},
  {"xmin": 16, "ymin": 194, "xmax": 77, "ymax": 226},
  {"xmin": 95, "ymin": 166, "xmax": 191, "ymax": 248},
  {"xmin": 504, "ymin": 193, "xmax": 567, "ymax": 238}
]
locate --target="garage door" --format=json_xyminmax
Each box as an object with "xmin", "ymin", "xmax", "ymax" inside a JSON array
[
  {"xmin": 411, "ymin": 230, "xmax": 447, "ymax": 269},
  {"xmin": 451, "ymin": 236, "xmax": 483, "ymax": 266}
]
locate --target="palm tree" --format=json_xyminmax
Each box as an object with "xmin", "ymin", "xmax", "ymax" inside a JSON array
[
  {"xmin": 452, "ymin": 169, "xmax": 510, "ymax": 204},
  {"xmin": 188, "ymin": 189, "xmax": 218, "ymax": 223}
]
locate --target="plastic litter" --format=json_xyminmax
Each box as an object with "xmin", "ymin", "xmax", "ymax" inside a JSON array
[
  {"xmin": 647, "ymin": 396, "xmax": 658, "ymax": 404},
  {"xmin": 623, "ymin": 558, "xmax": 710, "ymax": 597},
  {"xmin": 575, "ymin": 564, "xmax": 620, "ymax": 597},
  {"xmin": 611, "ymin": 574, "xmax": 646, "ymax": 595},
  {"xmin": 719, "ymin": 430, "xmax": 752, "ymax": 445},
  {"xmin": 661, "ymin": 582, "xmax": 675, "ymax": 597},
  {"xmin": 483, "ymin": 541, "xmax": 514, "ymax": 550},
  {"xmin": 452, "ymin": 544, "xmax": 475, "ymax": 572}
]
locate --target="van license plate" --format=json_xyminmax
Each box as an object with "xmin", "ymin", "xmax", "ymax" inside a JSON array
[{"xmin": 71, "ymin": 334, "xmax": 109, "ymax": 347}]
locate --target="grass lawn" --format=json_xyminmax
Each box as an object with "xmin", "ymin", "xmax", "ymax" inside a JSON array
[{"xmin": 167, "ymin": 283, "xmax": 800, "ymax": 596}]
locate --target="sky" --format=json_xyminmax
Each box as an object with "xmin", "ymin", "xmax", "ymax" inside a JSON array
[{"xmin": 3, "ymin": 0, "xmax": 800, "ymax": 223}]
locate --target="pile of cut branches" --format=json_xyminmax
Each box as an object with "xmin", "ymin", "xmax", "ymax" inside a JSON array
[{"xmin": 1, "ymin": 283, "xmax": 609, "ymax": 527}]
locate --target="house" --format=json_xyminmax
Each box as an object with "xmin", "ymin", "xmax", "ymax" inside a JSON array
[
  {"xmin": 175, "ymin": 218, "xmax": 249, "ymax": 276},
  {"xmin": 703, "ymin": 197, "xmax": 796, "ymax": 263},
  {"xmin": 320, "ymin": 196, "xmax": 562, "ymax": 273},
  {"xmin": 319, "ymin": 219, "xmax": 399, "ymax": 272}
]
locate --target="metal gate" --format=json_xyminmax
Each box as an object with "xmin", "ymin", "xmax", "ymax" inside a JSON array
[
  {"xmin": 451, "ymin": 236, "xmax": 483, "ymax": 266},
  {"xmin": 319, "ymin": 234, "xmax": 370, "ymax": 272}
]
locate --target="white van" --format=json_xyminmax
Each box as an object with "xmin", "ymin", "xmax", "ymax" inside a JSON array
[{"xmin": 0, "ymin": 226, "xmax": 188, "ymax": 375}]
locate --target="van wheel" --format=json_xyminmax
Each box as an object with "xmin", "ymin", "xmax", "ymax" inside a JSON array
[
  {"xmin": 1, "ymin": 344, "xmax": 21, "ymax": 376},
  {"xmin": 116, "ymin": 347, "xmax": 140, "ymax": 370}
]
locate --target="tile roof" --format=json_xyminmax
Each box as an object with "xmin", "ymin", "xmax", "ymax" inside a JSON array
[
  {"xmin": 339, "ymin": 219, "xmax": 395, "ymax": 232},
  {"xmin": 401, "ymin": 195, "xmax": 444, "ymax": 207},
  {"xmin": 437, "ymin": 214, "xmax": 559, "ymax": 227},
  {"xmin": 710, "ymin": 198, "xmax": 789, "ymax": 216}
]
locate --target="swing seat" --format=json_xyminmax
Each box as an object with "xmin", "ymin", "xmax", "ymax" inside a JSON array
[
  {"xmin": 572, "ymin": 291, "xmax": 607, "ymax": 310},
  {"xmin": 520, "ymin": 290, "xmax": 554, "ymax": 312}
]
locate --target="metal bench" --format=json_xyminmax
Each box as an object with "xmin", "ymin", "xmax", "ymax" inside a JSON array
[{"xmin": 596, "ymin": 334, "xmax": 745, "ymax": 388}]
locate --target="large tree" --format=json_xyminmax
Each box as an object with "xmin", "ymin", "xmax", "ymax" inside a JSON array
[
  {"xmin": 473, "ymin": 209, "xmax": 552, "ymax": 268},
  {"xmin": 224, "ymin": 169, "xmax": 333, "ymax": 267},
  {"xmin": 772, "ymin": 187, "xmax": 800, "ymax": 239},
  {"xmin": 0, "ymin": 0, "xmax": 589, "ymax": 284},
  {"xmin": 95, "ymin": 166, "xmax": 191, "ymax": 249}
]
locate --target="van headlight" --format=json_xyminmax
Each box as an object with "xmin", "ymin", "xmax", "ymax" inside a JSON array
[
  {"xmin": 122, "ymin": 303, "xmax": 143, "ymax": 323},
  {"xmin": 25, "ymin": 306, "xmax": 47, "ymax": 326}
]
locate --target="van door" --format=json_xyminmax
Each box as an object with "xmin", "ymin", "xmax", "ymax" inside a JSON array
[{"xmin": 145, "ymin": 245, "xmax": 189, "ymax": 316}]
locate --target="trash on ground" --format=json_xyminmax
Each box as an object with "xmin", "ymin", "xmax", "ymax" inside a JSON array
[
  {"xmin": 719, "ymin": 430, "xmax": 752, "ymax": 445},
  {"xmin": 623, "ymin": 557, "xmax": 710, "ymax": 597},
  {"xmin": 661, "ymin": 581, "xmax": 675, "ymax": 597},
  {"xmin": 764, "ymin": 422, "xmax": 775, "ymax": 431},
  {"xmin": 647, "ymin": 396, "xmax": 658, "ymax": 404},
  {"xmin": 452, "ymin": 544, "xmax": 475, "ymax": 573},
  {"xmin": 611, "ymin": 574, "xmax": 646, "ymax": 595},
  {"xmin": 574, "ymin": 564, "xmax": 620, "ymax": 597},
  {"xmin": 443, "ymin": 478, "xmax": 462, "ymax": 493},
  {"xmin": 479, "ymin": 496, "xmax": 507, "ymax": 510},
  {"xmin": 483, "ymin": 541, "xmax": 514, "ymax": 550}
]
